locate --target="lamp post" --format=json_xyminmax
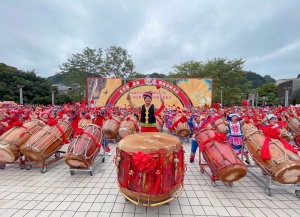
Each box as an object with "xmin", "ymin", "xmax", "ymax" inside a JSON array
[
  {"xmin": 17, "ymin": 85, "xmax": 24, "ymax": 105},
  {"xmin": 256, "ymin": 92, "xmax": 259, "ymax": 107},
  {"xmin": 221, "ymin": 87, "xmax": 224, "ymax": 108},
  {"xmin": 51, "ymin": 85, "xmax": 56, "ymax": 105},
  {"xmin": 262, "ymin": 96, "xmax": 266, "ymax": 108},
  {"xmin": 283, "ymin": 87, "xmax": 292, "ymax": 107}
]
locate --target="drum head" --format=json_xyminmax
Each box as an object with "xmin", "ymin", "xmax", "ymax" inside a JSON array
[{"xmin": 118, "ymin": 132, "xmax": 182, "ymax": 154}]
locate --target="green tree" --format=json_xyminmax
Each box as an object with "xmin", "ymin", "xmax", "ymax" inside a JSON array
[
  {"xmin": 104, "ymin": 46, "xmax": 135, "ymax": 78},
  {"xmin": 59, "ymin": 47, "xmax": 105, "ymax": 77},
  {"xmin": 255, "ymin": 83, "xmax": 279, "ymax": 106},
  {"xmin": 0, "ymin": 63, "xmax": 52, "ymax": 104},
  {"xmin": 169, "ymin": 58, "xmax": 251, "ymax": 106}
]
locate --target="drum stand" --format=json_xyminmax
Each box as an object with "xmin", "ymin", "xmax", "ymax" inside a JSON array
[
  {"xmin": 198, "ymin": 151, "xmax": 233, "ymax": 187},
  {"xmin": 241, "ymin": 144, "xmax": 300, "ymax": 198},
  {"xmin": 69, "ymin": 147, "xmax": 105, "ymax": 176},
  {"xmin": 119, "ymin": 183, "xmax": 185, "ymax": 207},
  {"xmin": 24, "ymin": 150, "xmax": 66, "ymax": 173},
  {"xmin": 0, "ymin": 154, "xmax": 26, "ymax": 170}
]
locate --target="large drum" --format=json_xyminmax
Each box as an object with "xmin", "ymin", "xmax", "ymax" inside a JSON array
[
  {"xmin": 173, "ymin": 114, "xmax": 190, "ymax": 138},
  {"xmin": 118, "ymin": 115, "xmax": 138, "ymax": 138},
  {"xmin": 21, "ymin": 120, "xmax": 72, "ymax": 162},
  {"xmin": 278, "ymin": 127, "xmax": 292, "ymax": 142},
  {"xmin": 196, "ymin": 129, "xmax": 247, "ymax": 182},
  {"xmin": 103, "ymin": 116, "xmax": 120, "ymax": 139},
  {"xmin": 214, "ymin": 118, "xmax": 228, "ymax": 134},
  {"xmin": 115, "ymin": 132, "xmax": 185, "ymax": 206},
  {"xmin": 242, "ymin": 123, "xmax": 300, "ymax": 184},
  {"xmin": 65, "ymin": 124, "xmax": 102, "ymax": 168},
  {"xmin": 78, "ymin": 118, "xmax": 93, "ymax": 128},
  {"xmin": 0, "ymin": 122, "xmax": 6, "ymax": 136},
  {"xmin": 287, "ymin": 117, "xmax": 300, "ymax": 133},
  {"xmin": 0, "ymin": 120, "xmax": 45, "ymax": 162}
]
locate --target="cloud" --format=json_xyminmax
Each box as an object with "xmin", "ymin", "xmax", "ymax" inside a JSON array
[{"xmin": 0, "ymin": 0, "xmax": 299, "ymax": 80}]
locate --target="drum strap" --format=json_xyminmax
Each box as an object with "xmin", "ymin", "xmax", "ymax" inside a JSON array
[
  {"xmin": 73, "ymin": 128, "xmax": 101, "ymax": 147},
  {"xmin": 170, "ymin": 116, "xmax": 188, "ymax": 131},
  {"xmin": 199, "ymin": 132, "xmax": 227, "ymax": 151},
  {"xmin": 12, "ymin": 121, "xmax": 30, "ymax": 137},
  {"xmin": 55, "ymin": 124, "xmax": 69, "ymax": 144},
  {"xmin": 107, "ymin": 116, "xmax": 121, "ymax": 125},
  {"xmin": 124, "ymin": 118, "xmax": 138, "ymax": 130}
]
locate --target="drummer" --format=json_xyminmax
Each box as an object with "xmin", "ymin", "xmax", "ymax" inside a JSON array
[
  {"xmin": 127, "ymin": 91, "xmax": 164, "ymax": 132},
  {"xmin": 223, "ymin": 113, "xmax": 251, "ymax": 164},
  {"xmin": 189, "ymin": 114, "xmax": 203, "ymax": 163}
]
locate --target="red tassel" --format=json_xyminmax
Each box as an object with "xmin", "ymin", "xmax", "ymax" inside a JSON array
[
  {"xmin": 128, "ymin": 81, "xmax": 133, "ymax": 88},
  {"xmin": 156, "ymin": 85, "xmax": 161, "ymax": 89}
]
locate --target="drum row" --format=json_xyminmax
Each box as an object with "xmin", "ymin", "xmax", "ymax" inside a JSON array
[{"xmin": 0, "ymin": 119, "xmax": 105, "ymax": 172}]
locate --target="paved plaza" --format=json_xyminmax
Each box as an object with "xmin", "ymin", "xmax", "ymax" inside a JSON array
[{"xmin": 1, "ymin": 137, "xmax": 300, "ymax": 217}]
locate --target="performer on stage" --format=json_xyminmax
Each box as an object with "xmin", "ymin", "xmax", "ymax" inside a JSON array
[{"xmin": 127, "ymin": 91, "xmax": 164, "ymax": 132}]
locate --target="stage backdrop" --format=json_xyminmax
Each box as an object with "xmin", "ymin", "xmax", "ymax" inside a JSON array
[
  {"xmin": 86, "ymin": 78, "xmax": 122, "ymax": 106},
  {"xmin": 107, "ymin": 78, "xmax": 191, "ymax": 108},
  {"xmin": 176, "ymin": 78, "xmax": 212, "ymax": 107},
  {"xmin": 86, "ymin": 77, "xmax": 213, "ymax": 108}
]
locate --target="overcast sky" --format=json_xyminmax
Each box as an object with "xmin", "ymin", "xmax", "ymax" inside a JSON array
[{"xmin": 0, "ymin": 0, "xmax": 299, "ymax": 80}]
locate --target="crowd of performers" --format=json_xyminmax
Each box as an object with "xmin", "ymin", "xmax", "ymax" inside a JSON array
[{"xmin": 1, "ymin": 94, "xmax": 300, "ymax": 163}]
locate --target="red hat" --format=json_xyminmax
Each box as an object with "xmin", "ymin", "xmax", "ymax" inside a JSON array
[{"xmin": 143, "ymin": 91, "xmax": 152, "ymax": 99}]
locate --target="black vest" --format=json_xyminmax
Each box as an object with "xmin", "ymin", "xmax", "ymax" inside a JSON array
[{"xmin": 141, "ymin": 104, "xmax": 156, "ymax": 124}]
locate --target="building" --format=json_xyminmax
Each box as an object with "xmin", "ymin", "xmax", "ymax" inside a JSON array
[
  {"xmin": 278, "ymin": 79, "xmax": 300, "ymax": 103},
  {"xmin": 51, "ymin": 83, "xmax": 80, "ymax": 94}
]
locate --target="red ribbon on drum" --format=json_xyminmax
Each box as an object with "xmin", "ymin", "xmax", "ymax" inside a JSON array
[
  {"xmin": 259, "ymin": 125, "xmax": 297, "ymax": 160},
  {"xmin": 12, "ymin": 121, "xmax": 29, "ymax": 137},
  {"xmin": 199, "ymin": 132, "xmax": 227, "ymax": 151},
  {"xmin": 170, "ymin": 115, "xmax": 188, "ymax": 131},
  {"xmin": 54, "ymin": 123, "xmax": 69, "ymax": 144},
  {"xmin": 73, "ymin": 128, "xmax": 101, "ymax": 147},
  {"xmin": 108, "ymin": 115, "xmax": 121, "ymax": 125},
  {"xmin": 125, "ymin": 116, "xmax": 138, "ymax": 130},
  {"xmin": 133, "ymin": 151, "xmax": 157, "ymax": 172}
]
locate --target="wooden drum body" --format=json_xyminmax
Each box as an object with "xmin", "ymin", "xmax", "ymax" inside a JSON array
[
  {"xmin": 294, "ymin": 132, "xmax": 300, "ymax": 147},
  {"xmin": 65, "ymin": 124, "xmax": 102, "ymax": 169},
  {"xmin": 0, "ymin": 122, "xmax": 5, "ymax": 136},
  {"xmin": 78, "ymin": 118, "xmax": 93, "ymax": 128},
  {"xmin": 21, "ymin": 121, "xmax": 72, "ymax": 162},
  {"xmin": 115, "ymin": 132, "xmax": 185, "ymax": 206},
  {"xmin": 173, "ymin": 114, "xmax": 190, "ymax": 138},
  {"xmin": 214, "ymin": 118, "xmax": 228, "ymax": 134},
  {"xmin": 197, "ymin": 129, "xmax": 247, "ymax": 182},
  {"xmin": 287, "ymin": 118, "xmax": 300, "ymax": 146},
  {"xmin": 242, "ymin": 123, "xmax": 300, "ymax": 184},
  {"xmin": 118, "ymin": 115, "xmax": 138, "ymax": 138},
  {"xmin": 0, "ymin": 120, "xmax": 45, "ymax": 163},
  {"xmin": 103, "ymin": 117, "xmax": 120, "ymax": 139},
  {"xmin": 287, "ymin": 117, "xmax": 300, "ymax": 134},
  {"xmin": 278, "ymin": 127, "xmax": 292, "ymax": 142}
]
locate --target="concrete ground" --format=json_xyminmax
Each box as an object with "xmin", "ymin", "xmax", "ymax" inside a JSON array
[{"xmin": 1, "ymin": 134, "xmax": 300, "ymax": 217}]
